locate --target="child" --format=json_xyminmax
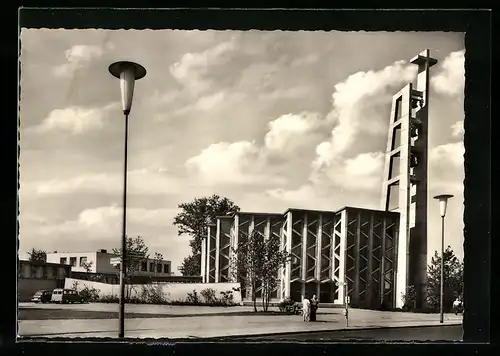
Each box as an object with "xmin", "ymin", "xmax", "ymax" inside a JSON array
[{"xmin": 302, "ymin": 296, "xmax": 311, "ymax": 322}]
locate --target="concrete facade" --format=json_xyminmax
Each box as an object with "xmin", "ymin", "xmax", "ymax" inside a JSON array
[
  {"xmin": 46, "ymin": 249, "xmax": 173, "ymax": 277},
  {"xmin": 381, "ymin": 49, "xmax": 437, "ymax": 308},
  {"xmin": 201, "ymin": 207, "xmax": 400, "ymax": 309}
]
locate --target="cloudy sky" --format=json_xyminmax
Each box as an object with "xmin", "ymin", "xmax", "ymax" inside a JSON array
[{"xmin": 19, "ymin": 30, "xmax": 465, "ymax": 272}]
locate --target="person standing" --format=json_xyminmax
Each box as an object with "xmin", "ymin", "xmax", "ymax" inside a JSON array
[
  {"xmin": 310, "ymin": 294, "xmax": 319, "ymax": 321},
  {"xmin": 453, "ymin": 297, "xmax": 463, "ymax": 315},
  {"xmin": 302, "ymin": 295, "xmax": 311, "ymax": 322}
]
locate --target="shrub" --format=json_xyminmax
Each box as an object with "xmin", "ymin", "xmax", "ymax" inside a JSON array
[
  {"xmin": 138, "ymin": 284, "xmax": 168, "ymax": 304},
  {"xmin": 78, "ymin": 284, "xmax": 101, "ymax": 303},
  {"xmin": 100, "ymin": 294, "xmax": 119, "ymax": 303},
  {"xmin": 200, "ymin": 288, "xmax": 218, "ymax": 304},
  {"xmin": 127, "ymin": 297, "xmax": 144, "ymax": 304},
  {"xmin": 186, "ymin": 290, "xmax": 200, "ymax": 304},
  {"xmin": 219, "ymin": 290, "xmax": 234, "ymax": 305},
  {"xmin": 169, "ymin": 298, "xmax": 189, "ymax": 305},
  {"xmin": 402, "ymin": 285, "xmax": 417, "ymax": 311},
  {"xmin": 89, "ymin": 286, "xmax": 237, "ymax": 306}
]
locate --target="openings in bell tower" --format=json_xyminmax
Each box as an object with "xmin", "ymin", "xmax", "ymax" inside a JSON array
[
  {"xmin": 386, "ymin": 183, "xmax": 400, "ymax": 211},
  {"xmin": 394, "ymin": 96, "xmax": 403, "ymax": 122},
  {"xmin": 389, "ymin": 154, "xmax": 400, "ymax": 180},
  {"xmin": 391, "ymin": 124, "xmax": 402, "ymax": 151}
]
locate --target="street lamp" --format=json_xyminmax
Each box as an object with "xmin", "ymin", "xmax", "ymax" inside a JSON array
[
  {"xmin": 433, "ymin": 194, "xmax": 454, "ymax": 324},
  {"xmin": 336, "ymin": 278, "xmax": 349, "ymax": 327},
  {"xmin": 109, "ymin": 61, "xmax": 147, "ymax": 338}
]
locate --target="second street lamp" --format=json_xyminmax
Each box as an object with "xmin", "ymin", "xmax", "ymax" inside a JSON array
[
  {"xmin": 109, "ymin": 61, "xmax": 147, "ymax": 339},
  {"xmin": 433, "ymin": 193, "xmax": 453, "ymax": 324}
]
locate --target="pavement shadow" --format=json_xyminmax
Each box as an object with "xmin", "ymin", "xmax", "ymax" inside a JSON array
[{"xmin": 18, "ymin": 327, "xmax": 158, "ymax": 338}]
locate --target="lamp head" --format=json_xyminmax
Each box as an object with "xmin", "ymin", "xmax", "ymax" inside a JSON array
[
  {"xmin": 108, "ymin": 61, "xmax": 147, "ymax": 115},
  {"xmin": 433, "ymin": 194, "xmax": 454, "ymax": 217}
]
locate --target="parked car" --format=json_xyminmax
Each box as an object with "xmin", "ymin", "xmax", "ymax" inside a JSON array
[
  {"xmin": 51, "ymin": 288, "xmax": 84, "ymax": 304},
  {"xmin": 31, "ymin": 290, "xmax": 52, "ymax": 303}
]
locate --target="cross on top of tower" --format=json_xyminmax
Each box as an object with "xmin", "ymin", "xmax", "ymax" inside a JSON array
[{"xmin": 410, "ymin": 48, "xmax": 438, "ymax": 68}]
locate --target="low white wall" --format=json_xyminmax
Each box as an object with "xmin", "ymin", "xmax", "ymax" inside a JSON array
[
  {"xmin": 65, "ymin": 278, "xmax": 242, "ymax": 305},
  {"xmin": 66, "ymin": 278, "xmax": 118, "ymax": 297}
]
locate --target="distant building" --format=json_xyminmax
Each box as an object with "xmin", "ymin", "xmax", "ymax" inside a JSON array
[
  {"xmin": 18, "ymin": 259, "xmax": 72, "ymax": 302},
  {"xmin": 46, "ymin": 249, "xmax": 173, "ymax": 276}
]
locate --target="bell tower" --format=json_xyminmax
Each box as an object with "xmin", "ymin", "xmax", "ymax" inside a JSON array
[{"xmin": 381, "ymin": 49, "xmax": 437, "ymax": 308}]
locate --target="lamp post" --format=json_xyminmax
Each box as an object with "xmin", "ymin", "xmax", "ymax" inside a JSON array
[
  {"xmin": 336, "ymin": 277, "xmax": 349, "ymax": 327},
  {"xmin": 433, "ymin": 194, "xmax": 453, "ymax": 324},
  {"xmin": 109, "ymin": 61, "xmax": 147, "ymax": 338}
]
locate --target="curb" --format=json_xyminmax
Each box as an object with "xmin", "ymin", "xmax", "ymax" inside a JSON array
[{"xmin": 212, "ymin": 322, "xmax": 463, "ymax": 339}]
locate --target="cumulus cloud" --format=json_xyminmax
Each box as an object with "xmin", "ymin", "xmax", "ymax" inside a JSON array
[
  {"xmin": 430, "ymin": 142, "xmax": 465, "ymax": 168},
  {"xmin": 35, "ymin": 103, "xmax": 118, "ymax": 135},
  {"xmin": 312, "ymin": 60, "xmax": 417, "ymax": 170},
  {"xmin": 78, "ymin": 205, "xmax": 177, "ymax": 228},
  {"xmin": 431, "ymin": 50, "xmax": 465, "ymax": 96},
  {"xmin": 185, "ymin": 141, "xmax": 281, "ymax": 185},
  {"xmin": 185, "ymin": 111, "xmax": 325, "ymax": 185},
  {"xmin": 264, "ymin": 112, "xmax": 324, "ymax": 153},
  {"xmin": 174, "ymin": 92, "xmax": 228, "ymax": 116},
  {"xmin": 168, "ymin": 91, "xmax": 247, "ymax": 119},
  {"xmin": 306, "ymin": 60, "xmax": 418, "ymax": 195},
  {"xmin": 38, "ymin": 205, "xmax": 179, "ymax": 239},
  {"xmin": 33, "ymin": 169, "xmax": 182, "ymax": 196},
  {"xmin": 170, "ymin": 40, "xmax": 237, "ymax": 95},
  {"xmin": 266, "ymin": 185, "xmax": 321, "ymax": 206},
  {"xmin": 258, "ymin": 86, "xmax": 311, "ymax": 101},
  {"xmin": 429, "ymin": 140, "xmax": 464, "ymax": 197},
  {"xmin": 451, "ymin": 120, "xmax": 464, "ymax": 139},
  {"xmin": 19, "ymin": 213, "xmax": 48, "ymax": 225},
  {"xmin": 312, "ymin": 151, "xmax": 385, "ymax": 191},
  {"xmin": 146, "ymin": 90, "xmax": 181, "ymax": 107},
  {"xmin": 53, "ymin": 44, "xmax": 109, "ymax": 77},
  {"xmin": 194, "ymin": 91, "xmax": 226, "ymax": 111}
]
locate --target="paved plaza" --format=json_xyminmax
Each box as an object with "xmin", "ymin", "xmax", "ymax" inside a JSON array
[{"xmin": 18, "ymin": 303, "xmax": 462, "ymax": 339}]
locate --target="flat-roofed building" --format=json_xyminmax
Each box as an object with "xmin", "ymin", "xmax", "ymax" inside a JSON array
[
  {"xmin": 201, "ymin": 206, "xmax": 399, "ymax": 309},
  {"xmin": 46, "ymin": 249, "xmax": 173, "ymax": 277},
  {"xmin": 18, "ymin": 259, "xmax": 72, "ymax": 302}
]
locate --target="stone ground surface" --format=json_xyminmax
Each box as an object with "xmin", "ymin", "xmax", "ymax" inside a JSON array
[{"xmin": 17, "ymin": 302, "xmax": 463, "ymax": 339}]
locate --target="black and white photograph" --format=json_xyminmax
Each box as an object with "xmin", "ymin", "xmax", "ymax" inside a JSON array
[{"xmin": 17, "ymin": 18, "xmax": 471, "ymax": 342}]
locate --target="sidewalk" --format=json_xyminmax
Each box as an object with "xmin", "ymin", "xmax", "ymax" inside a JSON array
[
  {"xmin": 18, "ymin": 302, "xmax": 257, "ymax": 316},
  {"xmin": 18, "ymin": 308, "xmax": 462, "ymax": 339}
]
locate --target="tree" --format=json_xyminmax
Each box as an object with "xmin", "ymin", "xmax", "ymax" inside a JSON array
[
  {"xmin": 260, "ymin": 234, "xmax": 290, "ymax": 312},
  {"xmin": 81, "ymin": 260, "xmax": 105, "ymax": 283},
  {"xmin": 426, "ymin": 246, "xmax": 463, "ymax": 312},
  {"xmin": 27, "ymin": 248, "xmax": 47, "ymax": 263},
  {"xmin": 231, "ymin": 229, "xmax": 290, "ymax": 312},
  {"xmin": 178, "ymin": 254, "xmax": 201, "ymax": 277},
  {"xmin": 112, "ymin": 236, "xmax": 150, "ymax": 297},
  {"xmin": 81, "ymin": 260, "xmax": 93, "ymax": 273},
  {"xmin": 173, "ymin": 194, "xmax": 240, "ymax": 276},
  {"xmin": 153, "ymin": 252, "xmax": 163, "ymax": 276},
  {"xmin": 231, "ymin": 229, "xmax": 263, "ymax": 312}
]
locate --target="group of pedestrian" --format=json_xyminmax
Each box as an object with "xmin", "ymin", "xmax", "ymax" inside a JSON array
[{"xmin": 302, "ymin": 294, "xmax": 319, "ymax": 322}]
